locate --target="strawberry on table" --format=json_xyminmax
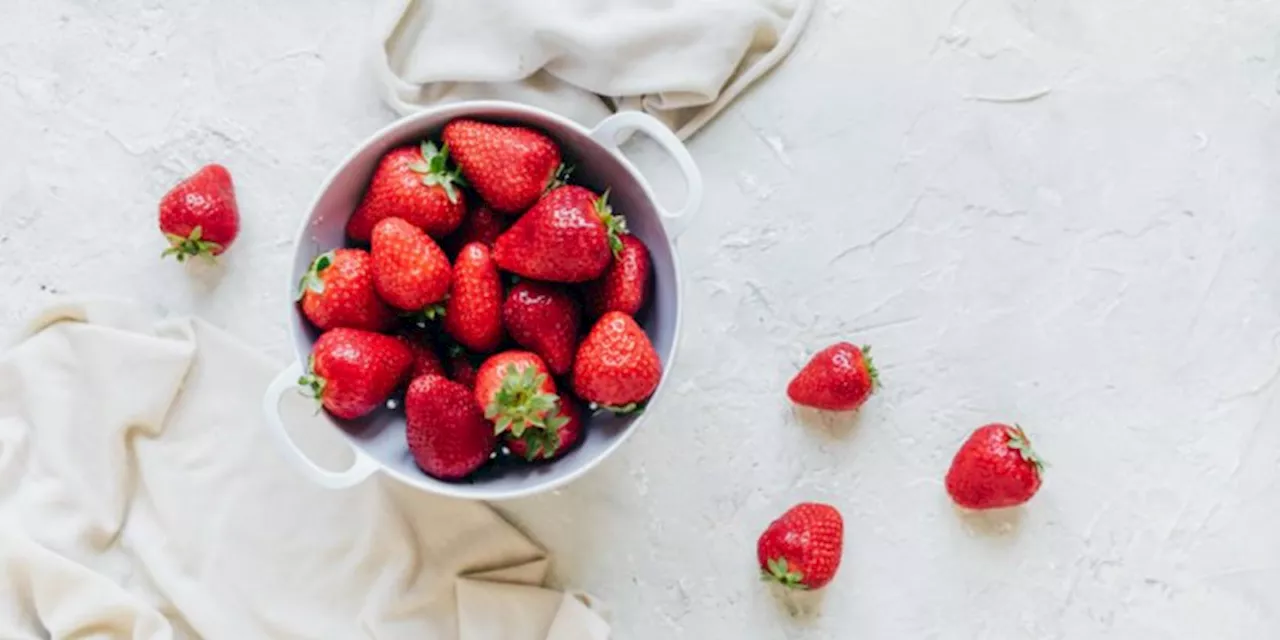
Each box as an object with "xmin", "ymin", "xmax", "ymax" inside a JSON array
[
  {"xmin": 493, "ymin": 186, "xmax": 626, "ymax": 283},
  {"xmin": 442, "ymin": 119, "xmax": 562, "ymax": 214},
  {"xmin": 474, "ymin": 351, "xmax": 565, "ymax": 437},
  {"xmin": 159, "ymin": 164, "xmax": 239, "ymax": 263},
  {"xmin": 405, "ymin": 375, "xmax": 497, "ymax": 480},
  {"xmin": 945, "ymin": 423, "xmax": 1044, "ymax": 510},
  {"xmin": 443, "ymin": 242, "xmax": 505, "ymax": 353},
  {"xmin": 757, "ymin": 502, "xmax": 844, "ymax": 590},
  {"xmin": 502, "ymin": 281, "xmax": 581, "ymax": 376},
  {"xmin": 346, "ymin": 141, "xmax": 467, "ymax": 242},
  {"xmin": 445, "ymin": 204, "xmax": 508, "ymax": 255},
  {"xmin": 371, "ymin": 217, "xmax": 451, "ymax": 312},
  {"xmin": 571, "ymin": 311, "xmax": 661, "ymax": 413},
  {"xmin": 298, "ymin": 248, "xmax": 395, "ymax": 332},
  {"xmin": 298, "ymin": 328, "xmax": 414, "ymax": 420},
  {"xmin": 787, "ymin": 342, "xmax": 879, "ymax": 412},
  {"xmin": 583, "ymin": 233, "xmax": 651, "ymax": 318},
  {"xmin": 505, "ymin": 395, "xmax": 583, "ymax": 462}
]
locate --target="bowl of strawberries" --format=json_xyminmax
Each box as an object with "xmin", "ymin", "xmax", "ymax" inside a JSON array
[{"xmin": 261, "ymin": 101, "xmax": 701, "ymax": 500}]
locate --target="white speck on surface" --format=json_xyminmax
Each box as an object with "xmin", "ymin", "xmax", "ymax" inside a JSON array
[{"xmin": 3, "ymin": 0, "xmax": 1280, "ymax": 638}]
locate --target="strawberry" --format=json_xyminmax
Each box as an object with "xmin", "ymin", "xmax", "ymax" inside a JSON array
[
  {"xmin": 371, "ymin": 217, "xmax": 451, "ymax": 312},
  {"xmin": 405, "ymin": 375, "xmax": 497, "ymax": 480},
  {"xmin": 506, "ymin": 395, "xmax": 583, "ymax": 462},
  {"xmin": 441, "ymin": 119, "xmax": 561, "ymax": 214},
  {"xmin": 443, "ymin": 242, "xmax": 504, "ymax": 353},
  {"xmin": 298, "ymin": 328, "xmax": 413, "ymax": 420},
  {"xmin": 787, "ymin": 342, "xmax": 879, "ymax": 411},
  {"xmin": 502, "ymin": 281, "xmax": 581, "ymax": 375},
  {"xmin": 945, "ymin": 423, "xmax": 1044, "ymax": 510},
  {"xmin": 401, "ymin": 334, "xmax": 446, "ymax": 379},
  {"xmin": 346, "ymin": 142, "xmax": 467, "ymax": 242},
  {"xmin": 447, "ymin": 344, "xmax": 480, "ymax": 389},
  {"xmin": 445, "ymin": 204, "xmax": 508, "ymax": 255},
  {"xmin": 475, "ymin": 351, "xmax": 566, "ymax": 438},
  {"xmin": 298, "ymin": 248, "xmax": 395, "ymax": 332},
  {"xmin": 571, "ymin": 312, "xmax": 661, "ymax": 412},
  {"xmin": 583, "ymin": 234, "xmax": 651, "ymax": 318},
  {"xmin": 159, "ymin": 164, "xmax": 240, "ymax": 262},
  {"xmin": 757, "ymin": 502, "xmax": 844, "ymax": 590},
  {"xmin": 493, "ymin": 186, "xmax": 626, "ymax": 283}
]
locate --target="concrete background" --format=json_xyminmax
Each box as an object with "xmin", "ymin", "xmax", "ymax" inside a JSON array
[{"xmin": 2, "ymin": 0, "xmax": 1278, "ymax": 637}]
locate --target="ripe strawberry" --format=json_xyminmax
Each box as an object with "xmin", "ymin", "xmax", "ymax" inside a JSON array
[
  {"xmin": 346, "ymin": 142, "xmax": 467, "ymax": 242},
  {"xmin": 583, "ymin": 234, "xmax": 651, "ymax": 318},
  {"xmin": 371, "ymin": 217, "xmax": 451, "ymax": 312},
  {"xmin": 445, "ymin": 204, "xmax": 508, "ymax": 255},
  {"xmin": 400, "ymin": 335, "xmax": 446, "ymax": 379},
  {"xmin": 787, "ymin": 342, "xmax": 879, "ymax": 411},
  {"xmin": 298, "ymin": 249, "xmax": 395, "ymax": 332},
  {"xmin": 447, "ymin": 344, "xmax": 480, "ymax": 389},
  {"xmin": 474, "ymin": 351, "xmax": 565, "ymax": 437},
  {"xmin": 571, "ymin": 312, "xmax": 661, "ymax": 412},
  {"xmin": 502, "ymin": 281, "xmax": 581, "ymax": 375},
  {"xmin": 442, "ymin": 119, "xmax": 561, "ymax": 214},
  {"xmin": 757, "ymin": 502, "xmax": 844, "ymax": 590},
  {"xmin": 159, "ymin": 164, "xmax": 239, "ymax": 262},
  {"xmin": 298, "ymin": 328, "xmax": 413, "ymax": 420},
  {"xmin": 493, "ymin": 186, "xmax": 626, "ymax": 283},
  {"xmin": 506, "ymin": 395, "xmax": 583, "ymax": 462},
  {"xmin": 443, "ymin": 242, "xmax": 504, "ymax": 353},
  {"xmin": 405, "ymin": 375, "xmax": 497, "ymax": 480},
  {"xmin": 945, "ymin": 423, "xmax": 1044, "ymax": 510}
]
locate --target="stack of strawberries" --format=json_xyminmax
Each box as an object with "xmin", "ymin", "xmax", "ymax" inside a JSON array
[{"xmin": 295, "ymin": 119, "xmax": 662, "ymax": 481}]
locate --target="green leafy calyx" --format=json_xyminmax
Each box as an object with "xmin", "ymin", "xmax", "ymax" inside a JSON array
[
  {"xmin": 861, "ymin": 345, "xmax": 881, "ymax": 390},
  {"xmin": 485, "ymin": 364, "xmax": 562, "ymax": 438},
  {"xmin": 161, "ymin": 225, "xmax": 222, "ymax": 263},
  {"xmin": 411, "ymin": 141, "xmax": 467, "ymax": 204},
  {"xmin": 296, "ymin": 251, "xmax": 334, "ymax": 301},
  {"xmin": 594, "ymin": 189, "xmax": 628, "ymax": 256},
  {"xmin": 1005, "ymin": 424, "xmax": 1045, "ymax": 476},
  {"xmin": 762, "ymin": 557, "xmax": 808, "ymax": 590},
  {"xmin": 296, "ymin": 355, "xmax": 326, "ymax": 413}
]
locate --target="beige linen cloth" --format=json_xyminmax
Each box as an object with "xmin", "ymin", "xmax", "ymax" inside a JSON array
[
  {"xmin": 0, "ymin": 299, "xmax": 608, "ymax": 639},
  {"xmin": 375, "ymin": 0, "xmax": 816, "ymax": 139}
]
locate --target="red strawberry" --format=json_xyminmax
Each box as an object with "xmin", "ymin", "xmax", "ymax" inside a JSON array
[
  {"xmin": 401, "ymin": 335, "xmax": 446, "ymax": 379},
  {"xmin": 441, "ymin": 119, "xmax": 561, "ymax": 214},
  {"xmin": 405, "ymin": 375, "xmax": 497, "ymax": 480},
  {"xmin": 945, "ymin": 423, "xmax": 1044, "ymax": 510},
  {"xmin": 443, "ymin": 242, "xmax": 504, "ymax": 353},
  {"xmin": 506, "ymin": 395, "xmax": 583, "ymax": 462},
  {"xmin": 502, "ymin": 281, "xmax": 581, "ymax": 375},
  {"xmin": 493, "ymin": 186, "xmax": 625, "ymax": 283},
  {"xmin": 787, "ymin": 342, "xmax": 879, "ymax": 411},
  {"xmin": 757, "ymin": 502, "xmax": 844, "ymax": 590},
  {"xmin": 447, "ymin": 344, "xmax": 480, "ymax": 389},
  {"xmin": 474, "ymin": 351, "xmax": 564, "ymax": 437},
  {"xmin": 346, "ymin": 142, "xmax": 467, "ymax": 242},
  {"xmin": 583, "ymin": 234, "xmax": 651, "ymax": 318},
  {"xmin": 159, "ymin": 164, "xmax": 239, "ymax": 262},
  {"xmin": 571, "ymin": 312, "xmax": 661, "ymax": 412},
  {"xmin": 371, "ymin": 217, "xmax": 451, "ymax": 312},
  {"xmin": 445, "ymin": 204, "xmax": 508, "ymax": 255},
  {"xmin": 298, "ymin": 249, "xmax": 395, "ymax": 332},
  {"xmin": 299, "ymin": 328, "xmax": 413, "ymax": 420}
]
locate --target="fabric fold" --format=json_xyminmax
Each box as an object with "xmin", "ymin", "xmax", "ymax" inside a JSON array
[{"xmin": 0, "ymin": 298, "xmax": 608, "ymax": 639}]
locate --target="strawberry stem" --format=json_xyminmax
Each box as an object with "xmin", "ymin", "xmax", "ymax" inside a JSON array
[
  {"xmin": 161, "ymin": 225, "xmax": 222, "ymax": 263},
  {"xmin": 1005, "ymin": 424, "xmax": 1045, "ymax": 475},
  {"xmin": 763, "ymin": 557, "xmax": 808, "ymax": 590},
  {"xmin": 296, "ymin": 251, "xmax": 333, "ymax": 301},
  {"xmin": 484, "ymin": 364, "xmax": 562, "ymax": 437},
  {"xmin": 861, "ymin": 345, "xmax": 881, "ymax": 390},
  {"xmin": 412, "ymin": 141, "xmax": 467, "ymax": 204},
  {"xmin": 593, "ymin": 189, "xmax": 628, "ymax": 256}
]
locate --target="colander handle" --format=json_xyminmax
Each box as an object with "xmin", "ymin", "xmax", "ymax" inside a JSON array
[
  {"xmin": 261, "ymin": 362, "xmax": 380, "ymax": 490},
  {"xmin": 589, "ymin": 111, "xmax": 703, "ymax": 239}
]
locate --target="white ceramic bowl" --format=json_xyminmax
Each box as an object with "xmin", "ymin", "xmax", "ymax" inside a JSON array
[{"xmin": 261, "ymin": 101, "xmax": 702, "ymax": 500}]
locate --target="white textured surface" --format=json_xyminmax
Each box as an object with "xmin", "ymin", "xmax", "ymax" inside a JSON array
[{"xmin": 2, "ymin": 1, "xmax": 1279, "ymax": 638}]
